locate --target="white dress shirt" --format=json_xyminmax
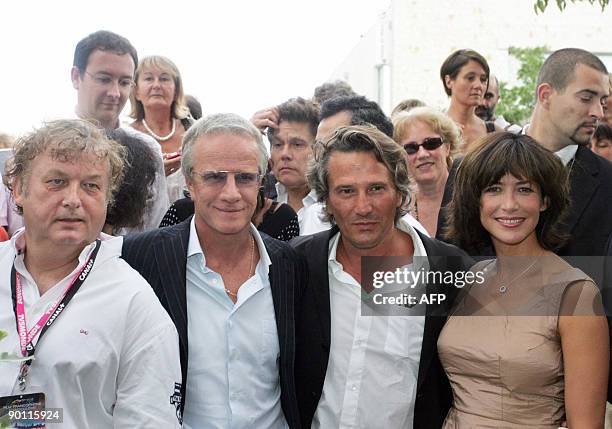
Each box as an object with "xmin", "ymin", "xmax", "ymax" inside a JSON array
[
  {"xmin": 275, "ymin": 183, "xmax": 331, "ymax": 235},
  {"xmin": 0, "ymin": 231, "xmax": 182, "ymax": 428},
  {"xmin": 184, "ymin": 218, "xmax": 288, "ymax": 429},
  {"xmin": 554, "ymin": 144, "xmax": 579, "ymax": 166},
  {"xmin": 312, "ymin": 218, "xmax": 426, "ymax": 429}
]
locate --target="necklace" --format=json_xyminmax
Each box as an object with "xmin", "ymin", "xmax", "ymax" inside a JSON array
[
  {"xmin": 225, "ymin": 235, "xmax": 255, "ymax": 298},
  {"xmin": 142, "ymin": 118, "xmax": 176, "ymax": 142},
  {"xmin": 495, "ymin": 258, "xmax": 538, "ymax": 294}
]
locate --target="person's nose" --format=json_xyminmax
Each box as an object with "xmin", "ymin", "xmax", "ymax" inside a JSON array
[
  {"xmin": 219, "ymin": 174, "xmax": 242, "ymax": 202},
  {"xmin": 354, "ymin": 191, "xmax": 373, "ymax": 216},
  {"xmin": 106, "ymin": 79, "xmax": 121, "ymax": 99},
  {"xmin": 500, "ymin": 190, "xmax": 519, "ymax": 212},
  {"xmin": 589, "ymin": 100, "xmax": 605, "ymax": 120},
  {"xmin": 280, "ymin": 144, "xmax": 293, "ymax": 160},
  {"xmin": 62, "ymin": 183, "xmax": 82, "ymax": 209}
]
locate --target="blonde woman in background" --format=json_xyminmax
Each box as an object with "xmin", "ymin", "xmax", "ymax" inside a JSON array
[
  {"xmin": 129, "ymin": 55, "xmax": 193, "ymax": 202},
  {"xmin": 393, "ymin": 107, "xmax": 461, "ymax": 236}
]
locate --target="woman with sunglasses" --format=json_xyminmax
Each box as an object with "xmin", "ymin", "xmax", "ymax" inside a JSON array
[
  {"xmin": 440, "ymin": 49, "xmax": 500, "ymax": 151},
  {"xmin": 439, "ymin": 132, "xmax": 608, "ymax": 427},
  {"xmin": 393, "ymin": 107, "xmax": 461, "ymax": 236}
]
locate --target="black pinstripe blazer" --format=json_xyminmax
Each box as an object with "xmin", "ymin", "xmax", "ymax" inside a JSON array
[{"xmin": 121, "ymin": 218, "xmax": 305, "ymax": 429}]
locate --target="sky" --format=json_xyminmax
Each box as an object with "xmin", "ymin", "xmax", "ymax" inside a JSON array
[{"xmin": 1, "ymin": 0, "xmax": 390, "ymax": 136}]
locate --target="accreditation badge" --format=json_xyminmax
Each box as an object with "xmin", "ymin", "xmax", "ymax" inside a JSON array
[{"xmin": 0, "ymin": 392, "xmax": 45, "ymax": 429}]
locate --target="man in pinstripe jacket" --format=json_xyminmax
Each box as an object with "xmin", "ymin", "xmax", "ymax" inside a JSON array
[{"xmin": 122, "ymin": 113, "xmax": 305, "ymax": 428}]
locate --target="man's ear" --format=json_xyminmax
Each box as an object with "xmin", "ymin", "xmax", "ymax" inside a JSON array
[
  {"xmin": 71, "ymin": 66, "xmax": 81, "ymax": 90},
  {"xmin": 12, "ymin": 178, "xmax": 24, "ymax": 206},
  {"xmin": 536, "ymin": 83, "xmax": 554, "ymax": 108}
]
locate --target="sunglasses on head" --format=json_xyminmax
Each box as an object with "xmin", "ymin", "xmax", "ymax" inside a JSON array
[{"xmin": 403, "ymin": 137, "xmax": 444, "ymax": 155}]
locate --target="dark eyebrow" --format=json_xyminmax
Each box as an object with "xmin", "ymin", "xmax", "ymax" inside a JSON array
[
  {"xmin": 288, "ymin": 137, "xmax": 308, "ymax": 144},
  {"xmin": 268, "ymin": 134, "xmax": 282, "ymax": 144},
  {"xmin": 576, "ymin": 89, "xmax": 599, "ymax": 97}
]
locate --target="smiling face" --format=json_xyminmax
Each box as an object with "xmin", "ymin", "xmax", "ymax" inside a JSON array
[
  {"xmin": 135, "ymin": 66, "xmax": 177, "ymax": 111},
  {"xmin": 546, "ymin": 64, "xmax": 610, "ymax": 146},
  {"xmin": 446, "ymin": 60, "xmax": 488, "ymax": 107},
  {"xmin": 400, "ymin": 120, "xmax": 450, "ymax": 187},
  {"xmin": 479, "ymin": 173, "xmax": 547, "ymax": 255},
  {"xmin": 269, "ymin": 120, "xmax": 315, "ymax": 190},
  {"xmin": 326, "ymin": 151, "xmax": 402, "ymax": 251},
  {"xmin": 186, "ymin": 132, "xmax": 261, "ymax": 237},
  {"xmin": 71, "ymin": 49, "xmax": 135, "ymax": 129},
  {"xmin": 13, "ymin": 150, "xmax": 110, "ymax": 251}
]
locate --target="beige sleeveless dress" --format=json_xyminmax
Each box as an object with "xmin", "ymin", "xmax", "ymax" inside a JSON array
[{"xmin": 437, "ymin": 254, "xmax": 600, "ymax": 428}]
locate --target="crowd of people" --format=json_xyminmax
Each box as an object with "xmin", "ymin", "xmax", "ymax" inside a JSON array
[{"xmin": 0, "ymin": 29, "xmax": 611, "ymax": 428}]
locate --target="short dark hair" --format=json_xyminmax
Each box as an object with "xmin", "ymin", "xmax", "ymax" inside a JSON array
[
  {"xmin": 320, "ymin": 95, "xmax": 393, "ymax": 138},
  {"xmin": 312, "ymin": 80, "xmax": 357, "ymax": 105},
  {"xmin": 594, "ymin": 122, "xmax": 612, "ymax": 142},
  {"xmin": 444, "ymin": 132, "xmax": 570, "ymax": 254},
  {"xmin": 73, "ymin": 30, "xmax": 138, "ymax": 73},
  {"xmin": 273, "ymin": 97, "xmax": 320, "ymax": 138},
  {"xmin": 308, "ymin": 125, "xmax": 410, "ymax": 223},
  {"xmin": 440, "ymin": 49, "xmax": 490, "ymax": 97},
  {"xmin": 184, "ymin": 95, "xmax": 203, "ymax": 120},
  {"xmin": 104, "ymin": 128, "xmax": 156, "ymax": 230},
  {"xmin": 536, "ymin": 48, "xmax": 608, "ymax": 92}
]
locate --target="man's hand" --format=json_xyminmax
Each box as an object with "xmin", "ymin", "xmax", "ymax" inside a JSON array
[
  {"xmin": 250, "ymin": 107, "xmax": 280, "ymax": 134},
  {"xmin": 163, "ymin": 154, "xmax": 182, "ymax": 176}
]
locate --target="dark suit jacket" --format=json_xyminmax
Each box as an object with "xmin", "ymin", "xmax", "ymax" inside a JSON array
[
  {"xmin": 291, "ymin": 226, "xmax": 473, "ymax": 429},
  {"xmin": 121, "ymin": 218, "xmax": 305, "ymax": 429},
  {"xmin": 556, "ymin": 146, "xmax": 612, "ymax": 284}
]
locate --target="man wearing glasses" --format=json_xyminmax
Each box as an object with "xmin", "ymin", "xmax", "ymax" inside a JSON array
[
  {"xmin": 71, "ymin": 30, "xmax": 169, "ymax": 232},
  {"xmin": 122, "ymin": 113, "xmax": 305, "ymax": 429}
]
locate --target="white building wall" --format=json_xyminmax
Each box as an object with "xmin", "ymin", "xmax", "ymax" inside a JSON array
[{"xmin": 331, "ymin": 0, "xmax": 612, "ymax": 114}]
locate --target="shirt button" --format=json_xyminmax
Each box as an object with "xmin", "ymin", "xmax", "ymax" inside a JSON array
[
  {"xmin": 351, "ymin": 385, "xmax": 357, "ymax": 391},
  {"xmin": 212, "ymin": 278, "xmax": 218, "ymax": 284}
]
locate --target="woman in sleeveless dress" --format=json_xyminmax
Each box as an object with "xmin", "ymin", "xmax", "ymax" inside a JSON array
[
  {"xmin": 440, "ymin": 49, "xmax": 500, "ymax": 152},
  {"xmin": 439, "ymin": 132, "xmax": 608, "ymax": 428}
]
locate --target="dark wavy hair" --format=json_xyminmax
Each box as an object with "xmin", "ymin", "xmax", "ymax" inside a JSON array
[
  {"xmin": 104, "ymin": 128, "xmax": 156, "ymax": 230},
  {"xmin": 308, "ymin": 125, "xmax": 410, "ymax": 223},
  {"xmin": 444, "ymin": 132, "xmax": 570, "ymax": 254}
]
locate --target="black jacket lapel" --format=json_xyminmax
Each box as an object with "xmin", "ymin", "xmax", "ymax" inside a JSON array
[
  {"xmin": 153, "ymin": 220, "xmax": 190, "ymax": 359},
  {"xmin": 565, "ymin": 145, "xmax": 600, "ymax": 234}
]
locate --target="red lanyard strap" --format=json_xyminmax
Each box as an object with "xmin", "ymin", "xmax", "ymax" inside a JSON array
[{"xmin": 10, "ymin": 240, "xmax": 102, "ymax": 362}]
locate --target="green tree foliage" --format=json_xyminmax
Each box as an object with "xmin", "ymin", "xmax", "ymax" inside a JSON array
[
  {"xmin": 496, "ymin": 47, "xmax": 548, "ymax": 125},
  {"xmin": 534, "ymin": 0, "xmax": 609, "ymax": 13}
]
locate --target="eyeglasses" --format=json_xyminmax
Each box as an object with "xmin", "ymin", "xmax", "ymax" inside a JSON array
[
  {"xmin": 85, "ymin": 71, "xmax": 135, "ymax": 90},
  {"xmin": 403, "ymin": 137, "xmax": 444, "ymax": 155},
  {"xmin": 193, "ymin": 170, "xmax": 262, "ymax": 188}
]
